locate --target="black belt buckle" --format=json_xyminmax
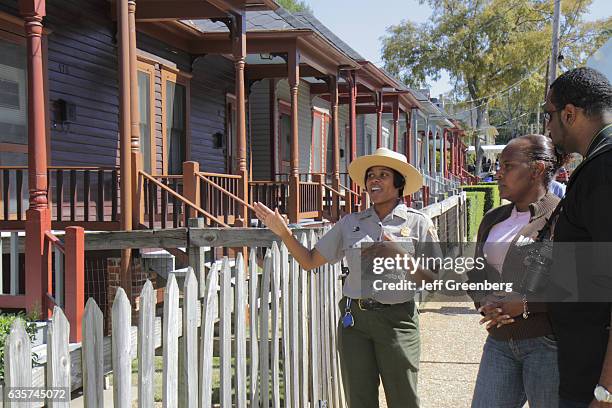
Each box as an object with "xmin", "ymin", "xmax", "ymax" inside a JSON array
[{"xmin": 358, "ymin": 298, "xmax": 390, "ymax": 311}]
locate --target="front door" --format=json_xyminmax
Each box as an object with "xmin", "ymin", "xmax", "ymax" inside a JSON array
[{"xmin": 278, "ymin": 101, "xmax": 291, "ymax": 178}]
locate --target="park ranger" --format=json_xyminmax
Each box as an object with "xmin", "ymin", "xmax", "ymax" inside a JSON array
[{"xmin": 253, "ymin": 147, "xmax": 440, "ymax": 408}]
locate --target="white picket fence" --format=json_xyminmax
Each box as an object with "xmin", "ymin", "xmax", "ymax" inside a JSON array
[{"xmin": 3, "ymin": 231, "xmax": 345, "ymax": 407}]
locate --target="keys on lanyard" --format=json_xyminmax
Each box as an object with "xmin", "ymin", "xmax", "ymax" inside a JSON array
[{"xmin": 342, "ymin": 298, "xmax": 355, "ymax": 328}]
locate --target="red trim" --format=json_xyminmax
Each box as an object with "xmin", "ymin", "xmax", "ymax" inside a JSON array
[
  {"xmin": 64, "ymin": 226, "xmax": 84, "ymax": 342},
  {"xmin": 0, "ymin": 295, "xmax": 27, "ymax": 309}
]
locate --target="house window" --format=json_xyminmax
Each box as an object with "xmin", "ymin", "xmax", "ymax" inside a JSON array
[
  {"xmin": 137, "ymin": 61, "xmax": 155, "ymax": 173},
  {"xmin": 278, "ymin": 100, "xmax": 291, "ymax": 176},
  {"xmin": 311, "ymin": 109, "xmax": 329, "ymax": 173},
  {"xmin": 0, "ymin": 25, "xmax": 27, "ymax": 168},
  {"xmin": 162, "ymin": 69, "xmax": 189, "ymax": 175}
]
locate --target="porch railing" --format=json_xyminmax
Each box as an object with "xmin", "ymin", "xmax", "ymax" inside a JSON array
[
  {"xmin": 298, "ymin": 181, "xmax": 322, "ymax": 219},
  {"xmin": 249, "ymin": 181, "xmax": 289, "ymax": 215},
  {"xmin": 139, "ymin": 171, "xmax": 229, "ymax": 228},
  {"xmin": 198, "ymin": 172, "xmax": 253, "ymax": 226},
  {"xmin": 0, "ymin": 166, "xmax": 120, "ymax": 230}
]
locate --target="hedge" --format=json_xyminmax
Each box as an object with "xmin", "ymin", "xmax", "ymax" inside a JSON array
[
  {"xmin": 465, "ymin": 191, "xmax": 485, "ymax": 241},
  {"xmin": 462, "ymin": 183, "xmax": 501, "ymax": 214}
]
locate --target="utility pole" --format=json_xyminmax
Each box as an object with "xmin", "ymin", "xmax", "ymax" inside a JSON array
[{"xmin": 548, "ymin": 0, "xmax": 562, "ymax": 89}]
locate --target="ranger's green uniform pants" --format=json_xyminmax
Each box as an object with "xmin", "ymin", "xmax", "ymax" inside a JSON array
[{"xmin": 337, "ymin": 298, "xmax": 420, "ymax": 408}]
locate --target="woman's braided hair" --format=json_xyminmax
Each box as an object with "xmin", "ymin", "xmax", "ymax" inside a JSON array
[{"xmin": 519, "ymin": 134, "xmax": 570, "ymax": 186}]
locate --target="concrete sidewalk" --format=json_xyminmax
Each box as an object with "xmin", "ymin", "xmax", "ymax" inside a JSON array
[{"xmin": 378, "ymin": 295, "xmax": 488, "ymax": 408}]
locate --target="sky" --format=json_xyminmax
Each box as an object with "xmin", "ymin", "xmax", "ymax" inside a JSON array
[{"xmin": 304, "ymin": 0, "xmax": 612, "ymax": 97}]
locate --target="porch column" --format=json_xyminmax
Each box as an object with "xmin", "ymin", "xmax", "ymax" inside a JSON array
[
  {"xmin": 376, "ymin": 90, "xmax": 383, "ymax": 148},
  {"xmin": 412, "ymin": 109, "xmax": 419, "ymax": 169},
  {"xmin": 432, "ymin": 130, "xmax": 437, "ymax": 176},
  {"xmin": 405, "ymin": 109, "xmax": 412, "ymax": 162},
  {"xmin": 330, "ymin": 74, "xmax": 340, "ymax": 220},
  {"xmin": 392, "ymin": 97, "xmax": 399, "ymax": 151},
  {"xmin": 424, "ymin": 119, "xmax": 430, "ymax": 174},
  {"xmin": 233, "ymin": 13, "xmax": 249, "ymax": 226},
  {"xmin": 128, "ymin": 0, "xmax": 143, "ymax": 228},
  {"xmin": 117, "ymin": 0, "xmax": 132, "ymax": 296},
  {"xmin": 287, "ymin": 49, "xmax": 300, "ymax": 223},
  {"xmin": 450, "ymin": 132, "xmax": 455, "ymax": 176},
  {"xmin": 21, "ymin": 0, "xmax": 50, "ymax": 314},
  {"xmin": 347, "ymin": 70, "xmax": 357, "ymax": 212},
  {"xmin": 440, "ymin": 129, "xmax": 446, "ymax": 177}
]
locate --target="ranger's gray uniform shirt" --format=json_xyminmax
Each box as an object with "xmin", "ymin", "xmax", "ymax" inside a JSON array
[{"xmin": 315, "ymin": 203, "xmax": 441, "ymax": 304}]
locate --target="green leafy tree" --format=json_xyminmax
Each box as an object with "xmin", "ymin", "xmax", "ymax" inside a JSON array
[
  {"xmin": 381, "ymin": 0, "xmax": 611, "ymax": 174},
  {"xmin": 277, "ymin": 0, "xmax": 312, "ymax": 13}
]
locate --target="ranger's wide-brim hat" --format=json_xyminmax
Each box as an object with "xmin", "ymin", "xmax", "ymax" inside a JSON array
[{"xmin": 348, "ymin": 147, "xmax": 423, "ymax": 196}]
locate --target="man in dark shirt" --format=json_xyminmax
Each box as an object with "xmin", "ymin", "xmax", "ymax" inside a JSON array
[{"xmin": 544, "ymin": 67, "xmax": 612, "ymax": 407}]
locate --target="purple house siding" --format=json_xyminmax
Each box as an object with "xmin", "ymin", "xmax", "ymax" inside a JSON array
[
  {"xmin": 46, "ymin": 0, "xmax": 119, "ymax": 167},
  {"xmin": 190, "ymin": 55, "xmax": 234, "ymax": 174},
  {"xmin": 0, "ymin": 0, "xmax": 232, "ymax": 174}
]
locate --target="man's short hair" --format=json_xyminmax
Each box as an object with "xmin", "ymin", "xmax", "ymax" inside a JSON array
[{"xmin": 550, "ymin": 67, "xmax": 612, "ymax": 118}]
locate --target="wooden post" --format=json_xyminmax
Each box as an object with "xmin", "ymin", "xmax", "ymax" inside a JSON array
[
  {"xmin": 405, "ymin": 109, "xmax": 412, "ymax": 163},
  {"xmin": 393, "ymin": 97, "xmax": 399, "ymax": 152},
  {"xmin": 21, "ymin": 0, "xmax": 51, "ymax": 317},
  {"xmin": 117, "ymin": 0, "xmax": 132, "ymax": 299},
  {"xmin": 187, "ymin": 217, "xmax": 206, "ymax": 298},
  {"xmin": 313, "ymin": 174, "xmax": 324, "ymax": 221},
  {"xmin": 128, "ymin": 0, "xmax": 143, "ymax": 228},
  {"xmin": 330, "ymin": 75, "xmax": 340, "ymax": 221},
  {"xmin": 288, "ymin": 48, "xmax": 300, "ymax": 223},
  {"xmin": 64, "ymin": 226, "xmax": 85, "ymax": 343},
  {"xmin": 376, "ymin": 90, "xmax": 383, "ymax": 148},
  {"xmin": 347, "ymin": 70, "xmax": 357, "ymax": 213},
  {"xmin": 233, "ymin": 13, "xmax": 249, "ymax": 227},
  {"xmin": 183, "ymin": 161, "xmax": 200, "ymax": 223}
]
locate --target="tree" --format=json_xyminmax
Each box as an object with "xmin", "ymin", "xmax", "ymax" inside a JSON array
[
  {"xmin": 381, "ymin": 0, "xmax": 611, "ymax": 175},
  {"xmin": 277, "ymin": 0, "xmax": 312, "ymax": 13}
]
